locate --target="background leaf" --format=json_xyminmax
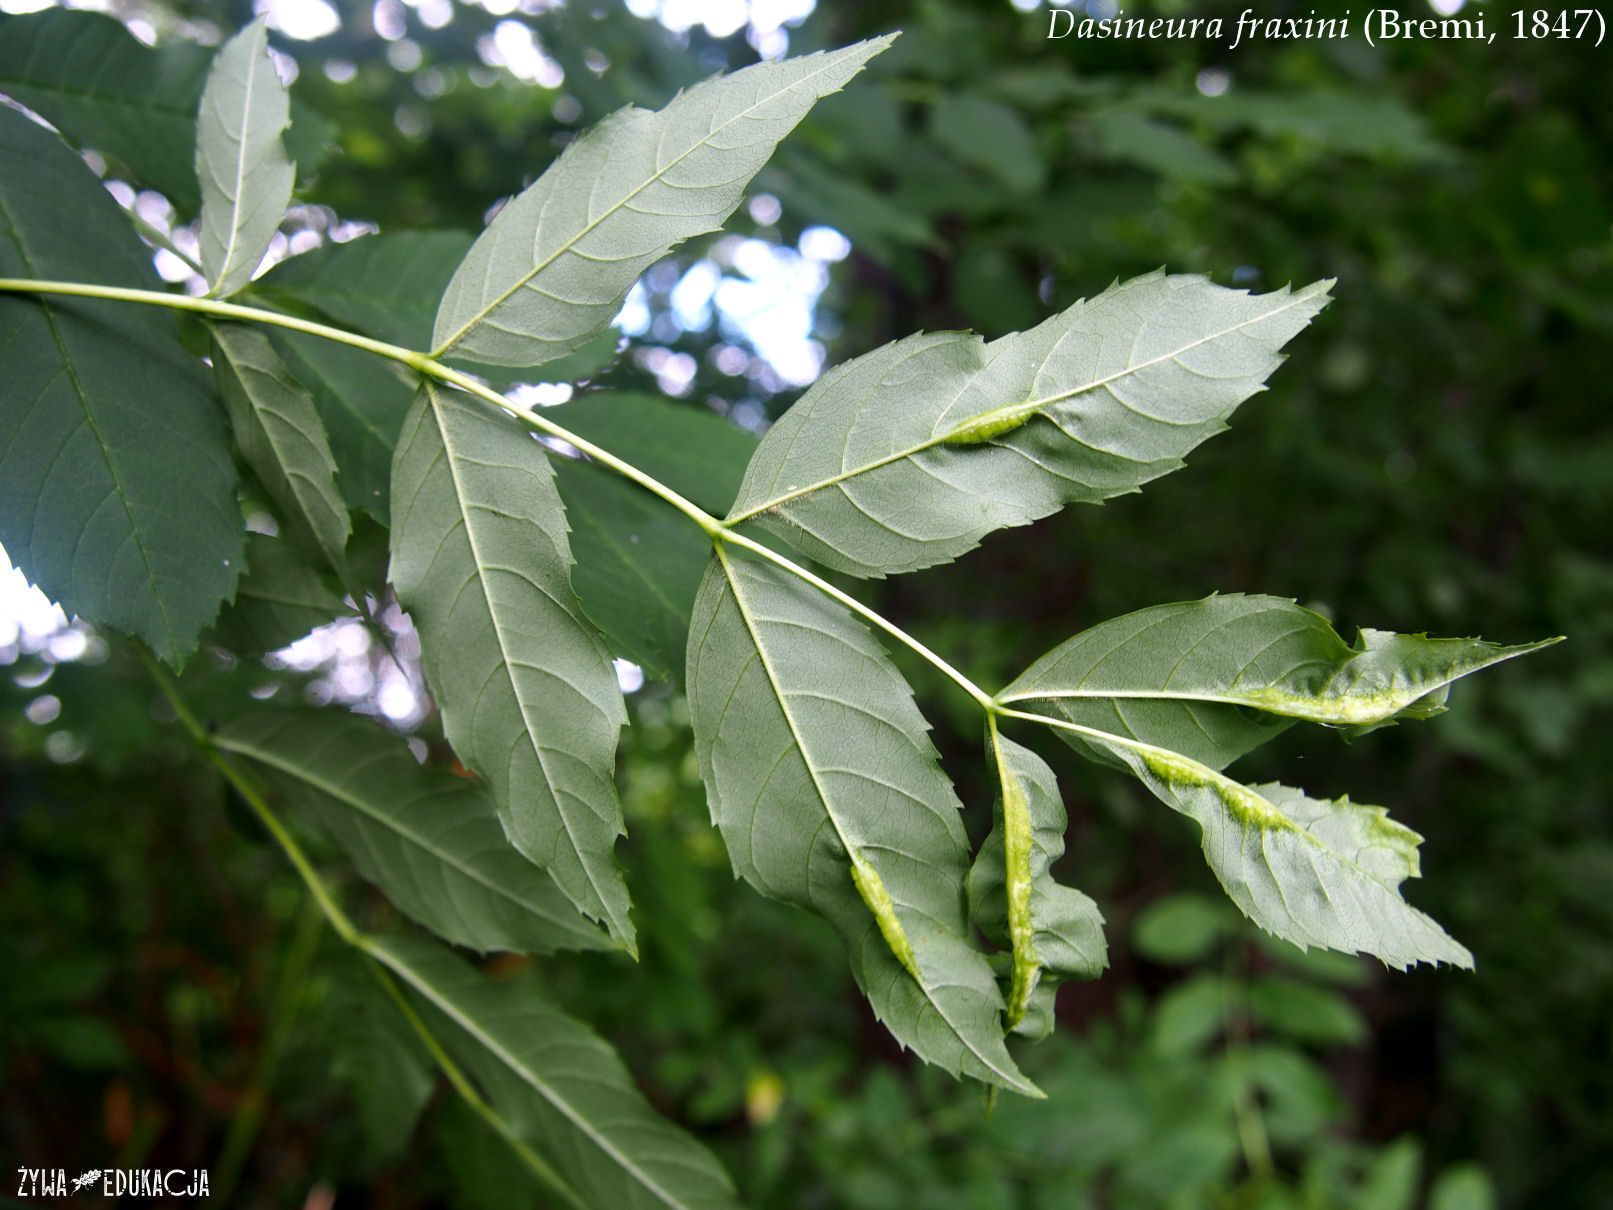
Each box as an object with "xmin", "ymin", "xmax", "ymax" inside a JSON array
[
  {"xmin": 196, "ymin": 18, "xmax": 294, "ymax": 297},
  {"xmin": 389, "ymin": 384, "xmax": 634, "ymax": 950},
  {"xmin": 551, "ymin": 462, "xmax": 707, "ymax": 681},
  {"xmin": 687, "ymin": 548, "xmax": 1038, "ymax": 1095},
  {"xmin": 209, "ymin": 531, "xmax": 346, "ymax": 655},
  {"xmin": 431, "ymin": 36, "xmax": 895, "ymax": 367},
  {"xmin": 369, "ymin": 934, "xmax": 744, "ymax": 1210},
  {"xmin": 546, "ymin": 393, "xmax": 757, "ymax": 678},
  {"xmin": 217, "ymin": 710, "xmax": 612, "ymax": 955},
  {"xmin": 0, "ymin": 106, "xmax": 240, "ymax": 663},
  {"xmin": 728, "ymin": 272, "xmax": 1331, "ymax": 577},
  {"xmin": 258, "ymin": 230, "xmax": 473, "ymax": 350}
]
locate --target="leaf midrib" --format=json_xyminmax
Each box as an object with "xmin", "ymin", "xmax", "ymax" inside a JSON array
[
  {"xmin": 432, "ymin": 49, "xmax": 863, "ymax": 357},
  {"xmin": 202, "ymin": 29, "xmax": 265, "ymax": 296},
  {"xmin": 727, "ymin": 283, "xmax": 1327, "ymax": 524}
]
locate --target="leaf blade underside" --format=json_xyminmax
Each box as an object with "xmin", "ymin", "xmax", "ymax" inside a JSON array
[
  {"xmin": 728, "ymin": 272, "xmax": 1332, "ymax": 577},
  {"xmin": 1003, "ymin": 594, "xmax": 1557, "ymax": 769},
  {"xmin": 389, "ymin": 384, "xmax": 634, "ymax": 952},
  {"xmin": 195, "ymin": 18, "xmax": 294, "ymax": 297},
  {"xmin": 431, "ymin": 36, "xmax": 894, "ymax": 367},
  {"xmin": 0, "ymin": 106, "xmax": 240, "ymax": 664},
  {"xmin": 369, "ymin": 934, "xmax": 743, "ymax": 1210},
  {"xmin": 686, "ymin": 547, "xmax": 1039, "ymax": 1096},
  {"xmin": 209, "ymin": 322, "xmax": 350, "ymax": 576},
  {"xmin": 216, "ymin": 710, "xmax": 611, "ymax": 956}
]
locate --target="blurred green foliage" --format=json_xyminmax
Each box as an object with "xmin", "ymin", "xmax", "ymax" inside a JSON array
[{"xmin": 2, "ymin": 0, "xmax": 1607, "ymax": 1206}]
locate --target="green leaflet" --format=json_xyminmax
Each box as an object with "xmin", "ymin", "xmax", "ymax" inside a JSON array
[
  {"xmin": 272, "ymin": 331, "xmax": 414, "ymax": 522},
  {"xmin": 727, "ymin": 272, "xmax": 1332, "ymax": 577},
  {"xmin": 686, "ymin": 547, "xmax": 1039, "ymax": 1096},
  {"xmin": 210, "ymin": 532, "xmax": 346, "ymax": 655},
  {"xmin": 1001, "ymin": 595, "xmax": 1558, "ymax": 770},
  {"xmin": 389, "ymin": 384, "xmax": 634, "ymax": 952},
  {"xmin": 968, "ymin": 728, "xmax": 1106, "ymax": 1036},
  {"xmin": 216, "ymin": 711, "xmax": 611, "ymax": 955},
  {"xmin": 0, "ymin": 106, "xmax": 240, "ymax": 665},
  {"xmin": 1012, "ymin": 702, "xmax": 1473, "ymax": 968},
  {"xmin": 368, "ymin": 934, "xmax": 743, "ymax": 1210},
  {"xmin": 209, "ymin": 323, "xmax": 350, "ymax": 576},
  {"xmin": 196, "ymin": 19, "xmax": 294, "ymax": 297},
  {"xmin": 1115, "ymin": 742, "xmax": 1472, "ymax": 970},
  {"xmin": 0, "ymin": 10, "xmax": 327, "ymax": 215},
  {"xmin": 431, "ymin": 36, "xmax": 895, "ymax": 367},
  {"xmin": 0, "ymin": 10, "xmax": 209, "ymax": 210}
]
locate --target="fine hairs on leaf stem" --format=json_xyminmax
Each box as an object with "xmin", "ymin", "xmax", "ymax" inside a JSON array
[
  {"xmin": 134, "ymin": 644, "xmax": 588, "ymax": 1209},
  {"xmin": 0, "ymin": 277, "xmax": 1000, "ymax": 711}
]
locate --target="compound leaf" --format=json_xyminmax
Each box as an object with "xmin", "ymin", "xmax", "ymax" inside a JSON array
[
  {"xmin": 209, "ymin": 322, "xmax": 350, "ymax": 575},
  {"xmin": 1002, "ymin": 595, "xmax": 1557, "ymax": 770},
  {"xmin": 968, "ymin": 728, "xmax": 1106, "ymax": 1036},
  {"xmin": 369, "ymin": 934, "xmax": 743, "ymax": 1210},
  {"xmin": 0, "ymin": 106, "xmax": 240, "ymax": 664},
  {"xmin": 727, "ymin": 272, "xmax": 1332, "ymax": 577},
  {"xmin": 686, "ymin": 547, "xmax": 1038, "ymax": 1096},
  {"xmin": 431, "ymin": 36, "xmax": 894, "ymax": 368},
  {"xmin": 217, "ymin": 710, "xmax": 611, "ymax": 955},
  {"xmin": 389, "ymin": 384, "xmax": 633, "ymax": 952},
  {"xmin": 196, "ymin": 19, "xmax": 294, "ymax": 297}
]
